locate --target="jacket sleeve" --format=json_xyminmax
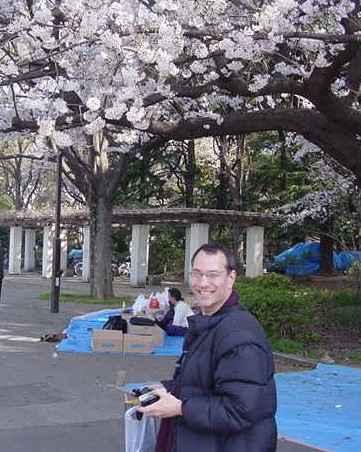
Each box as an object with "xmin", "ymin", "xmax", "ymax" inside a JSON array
[
  {"xmin": 181, "ymin": 336, "xmax": 276, "ymax": 434},
  {"xmin": 164, "ymin": 323, "xmax": 188, "ymax": 336},
  {"xmin": 154, "ymin": 308, "xmax": 174, "ymax": 330}
]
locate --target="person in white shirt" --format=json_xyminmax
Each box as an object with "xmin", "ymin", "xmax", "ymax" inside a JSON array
[{"xmin": 155, "ymin": 288, "xmax": 193, "ymax": 336}]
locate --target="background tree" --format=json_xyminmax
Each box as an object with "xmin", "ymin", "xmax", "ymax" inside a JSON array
[
  {"xmin": 0, "ymin": 139, "xmax": 49, "ymax": 210},
  {"xmin": 0, "ymin": 0, "xmax": 360, "ymax": 296}
]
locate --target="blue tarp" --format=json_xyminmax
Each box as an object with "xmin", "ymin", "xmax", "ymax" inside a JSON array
[
  {"xmin": 274, "ymin": 242, "xmax": 361, "ymax": 276},
  {"xmin": 56, "ymin": 308, "xmax": 184, "ymax": 356},
  {"xmin": 122, "ymin": 364, "xmax": 361, "ymax": 452},
  {"xmin": 68, "ymin": 248, "xmax": 83, "ymax": 260},
  {"xmin": 276, "ymin": 364, "xmax": 361, "ymax": 451}
]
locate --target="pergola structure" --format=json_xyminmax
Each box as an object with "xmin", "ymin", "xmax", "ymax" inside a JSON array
[{"xmin": 0, "ymin": 207, "xmax": 281, "ymax": 286}]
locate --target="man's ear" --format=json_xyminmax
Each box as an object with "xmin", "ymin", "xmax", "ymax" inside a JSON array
[{"xmin": 229, "ymin": 269, "xmax": 237, "ymax": 286}]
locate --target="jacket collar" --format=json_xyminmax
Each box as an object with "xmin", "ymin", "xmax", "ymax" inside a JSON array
[{"xmin": 187, "ymin": 291, "xmax": 242, "ymax": 338}]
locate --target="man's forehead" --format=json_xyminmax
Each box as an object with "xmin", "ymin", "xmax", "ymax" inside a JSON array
[{"xmin": 193, "ymin": 250, "xmax": 226, "ymax": 266}]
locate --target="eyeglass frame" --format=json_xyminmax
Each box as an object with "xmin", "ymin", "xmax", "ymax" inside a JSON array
[{"xmin": 188, "ymin": 268, "xmax": 233, "ymax": 280}]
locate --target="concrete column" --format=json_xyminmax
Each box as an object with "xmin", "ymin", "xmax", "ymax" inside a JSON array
[
  {"xmin": 42, "ymin": 225, "xmax": 54, "ymax": 279},
  {"xmin": 184, "ymin": 223, "xmax": 209, "ymax": 284},
  {"xmin": 82, "ymin": 226, "xmax": 90, "ymax": 282},
  {"xmin": 23, "ymin": 229, "xmax": 36, "ymax": 271},
  {"xmin": 130, "ymin": 224, "xmax": 150, "ymax": 287},
  {"xmin": 184, "ymin": 227, "xmax": 191, "ymax": 283},
  {"xmin": 246, "ymin": 226, "xmax": 264, "ymax": 277},
  {"xmin": 60, "ymin": 230, "xmax": 68, "ymax": 274},
  {"xmin": 8, "ymin": 226, "xmax": 22, "ymax": 274}
]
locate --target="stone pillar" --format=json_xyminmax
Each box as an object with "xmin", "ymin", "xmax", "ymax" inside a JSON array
[
  {"xmin": 82, "ymin": 226, "xmax": 90, "ymax": 282},
  {"xmin": 184, "ymin": 223, "xmax": 209, "ymax": 284},
  {"xmin": 130, "ymin": 224, "xmax": 150, "ymax": 287},
  {"xmin": 42, "ymin": 225, "xmax": 54, "ymax": 279},
  {"xmin": 184, "ymin": 227, "xmax": 191, "ymax": 283},
  {"xmin": 8, "ymin": 226, "xmax": 22, "ymax": 274},
  {"xmin": 23, "ymin": 229, "xmax": 36, "ymax": 271},
  {"xmin": 60, "ymin": 230, "xmax": 68, "ymax": 274},
  {"xmin": 245, "ymin": 226, "xmax": 264, "ymax": 277}
]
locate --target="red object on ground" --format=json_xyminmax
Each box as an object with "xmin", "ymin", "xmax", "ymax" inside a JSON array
[{"xmin": 149, "ymin": 297, "xmax": 159, "ymax": 309}]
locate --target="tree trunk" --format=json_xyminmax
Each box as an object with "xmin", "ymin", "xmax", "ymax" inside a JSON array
[
  {"xmin": 184, "ymin": 140, "xmax": 196, "ymax": 207},
  {"xmin": 89, "ymin": 196, "xmax": 114, "ymax": 299},
  {"xmin": 319, "ymin": 218, "xmax": 334, "ymax": 275}
]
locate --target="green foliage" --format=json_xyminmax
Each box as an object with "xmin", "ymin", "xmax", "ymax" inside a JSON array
[
  {"xmin": 0, "ymin": 226, "xmax": 9, "ymax": 247},
  {"xmin": 0, "ymin": 194, "xmax": 13, "ymax": 209},
  {"xmin": 235, "ymin": 273, "xmax": 319, "ymax": 346},
  {"xmin": 323, "ymin": 289, "xmax": 361, "ymax": 331},
  {"xmin": 269, "ymin": 338, "xmax": 303, "ymax": 354},
  {"xmin": 209, "ymin": 225, "xmax": 234, "ymax": 249},
  {"xmin": 328, "ymin": 290, "xmax": 360, "ymax": 306},
  {"xmin": 148, "ymin": 226, "xmax": 185, "ymax": 276},
  {"xmin": 346, "ymin": 260, "xmax": 361, "ymax": 297},
  {"xmin": 111, "ymin": 227, "xmax": 131, "ymax": 261},
  {"xmin": 345, "ymin": 349, "xmax": 361, "ymax": 364}
]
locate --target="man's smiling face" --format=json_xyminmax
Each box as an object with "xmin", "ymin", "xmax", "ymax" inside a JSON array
[{"xmin": 189, "ymin": 250, "xmax": 236, "ymax": 315}]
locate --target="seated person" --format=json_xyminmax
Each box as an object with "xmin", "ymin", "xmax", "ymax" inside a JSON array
[{"xmin": 154, "ymin": 288, "xmax": 193, "ymax": 336}]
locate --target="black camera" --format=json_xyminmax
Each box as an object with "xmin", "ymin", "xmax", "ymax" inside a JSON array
[
  {"xmin": 131, "ymin": 387, "xmax": 160, "ymax": 419},
  {"xmin": 139, "ymin": 391, "xmax": 160, "ymax": 407}
]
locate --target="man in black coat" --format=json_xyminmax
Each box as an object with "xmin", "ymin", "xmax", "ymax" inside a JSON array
[{"xmin": 138, "ymin": 243, "xmax": 277, "ymax": 451}]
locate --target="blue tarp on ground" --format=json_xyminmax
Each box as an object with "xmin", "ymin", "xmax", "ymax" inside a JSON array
[
  {"xmin": 123, "ymin": 364, "xmax": 361, "ymax": 452},
  {"xmin": 56, "ymin": 308, "xmax": 184, "ymax": 356},
  {"xmin": 274, "ymin": 242, "xmax": 361, "ymax": 275},
  {"xmin": 276, "ymin": 364, "xmax": 361, "ymax": 451},
  {"xmin": 57, "ymin": 308, "xmax": 119, "ymax": 354}
]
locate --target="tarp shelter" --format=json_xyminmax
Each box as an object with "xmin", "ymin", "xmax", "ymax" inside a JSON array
[{"xmin": 274, "ymin": 242, "xmax": 361, "ymax": 275}]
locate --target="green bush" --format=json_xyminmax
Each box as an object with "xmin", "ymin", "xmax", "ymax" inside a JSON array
[
  {"xmin": 235, "ymin": 273, "xmax": 319, "ymax": 346},
  {"xmin": 325, "ymin": 290, "xmax": 361, "ymax": 330}
]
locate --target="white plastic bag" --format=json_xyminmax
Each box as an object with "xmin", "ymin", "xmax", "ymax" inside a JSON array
[
  {"xmin": 124, "ymin": 405, "xmax": 157, "ymax": 452},
  {"xmin": 132, "ymin": 294, "xmax": 148, "ymax": 315},
  {"xmin": 157, "ymin": 287, "xmax": 170, "ymax": 310}
]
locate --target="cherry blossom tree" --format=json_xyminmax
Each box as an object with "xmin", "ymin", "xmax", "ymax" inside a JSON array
[{"xmin": 0, "ymin": 0, "xmax": 359, "ymax": 297}]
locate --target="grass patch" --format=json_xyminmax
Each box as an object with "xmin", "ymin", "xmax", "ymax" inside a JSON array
[
  {"xmin": 38, "ymin": 292, "xmax": 134, "ymax": 306},
  {"xmin": 270, "ymin": 338, "xmax": 303, "ymax": 354},
  {"xmin": 323, "ymin": 290, "xmax": 361, "ymax": 331},
  {"xmin": 345, "ymin": 349, "xmax": 361, "ymax": 364}
]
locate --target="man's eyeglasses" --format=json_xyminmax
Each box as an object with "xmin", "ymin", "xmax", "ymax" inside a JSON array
[{"xmin": 189, "ymin": 270, "xmax": 227, "ymax": 280}]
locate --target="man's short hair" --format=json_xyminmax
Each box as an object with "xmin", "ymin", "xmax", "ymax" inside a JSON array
[{"xmin": 191, "ymin": 242, "xmax": 238, "ymax": 272}]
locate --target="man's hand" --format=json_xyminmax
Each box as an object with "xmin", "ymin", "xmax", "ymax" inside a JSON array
[{"xmin": 137, "ymin": 388, "xmax": 182, "ymax": 418}]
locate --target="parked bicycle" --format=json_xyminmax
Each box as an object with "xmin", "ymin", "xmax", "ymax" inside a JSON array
[
  {"xmin": 73, "ymin": 260, "xmax": 120, "ymax": 277},
  {"xmin": 118, "ymin": 260, "xmax": 131, "ymax": 278}
]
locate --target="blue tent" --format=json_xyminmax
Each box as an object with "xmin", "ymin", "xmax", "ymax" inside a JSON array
[
  {"xmin": 274, "ymin": 242, "xmax": 360, "ymax": 276},
  {"xmin": 68, "ymin": 248, "xmax": 83, "ymax": 260}
]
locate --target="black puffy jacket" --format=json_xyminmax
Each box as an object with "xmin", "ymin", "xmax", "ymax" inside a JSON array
[{"xmin": 167, "ymin": 296, "xmax": 277, "ymax": 452}]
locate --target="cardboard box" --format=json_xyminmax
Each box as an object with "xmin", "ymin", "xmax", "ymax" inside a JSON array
[
  {"xmin": 123, "ymin": 334, "xmax": 155, "ymax": 354},
  {"xmin": 152, "ymin": 327, "xmax": 165, "ymax": 347},
  {"xmin": 127, "ymin": 323, "xmax": 165, "ymax": 347},
  {"xmin": 128, "ymin": 324, "xmax": 156, "ymax": 336},
  {"xmin": 92, "ymin": 330, "xmax": 123, "ymax": 353},
  {"xmin": 92, "ymin": 328, "xmax": 164, "ymax": 354}
]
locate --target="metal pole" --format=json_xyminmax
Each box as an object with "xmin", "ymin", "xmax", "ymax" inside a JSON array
[{"xmin": 51, "ymin": 150, "xmax": 62, "ymax": 313}]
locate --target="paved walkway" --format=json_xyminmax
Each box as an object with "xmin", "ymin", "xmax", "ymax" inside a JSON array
[
  {"xmin": 0, "ymin": 273, "xmax": 317, "ymax": 452},
  {"xmin": 0, "ymin": 273, "xmax": 178, "ymax": 452}
]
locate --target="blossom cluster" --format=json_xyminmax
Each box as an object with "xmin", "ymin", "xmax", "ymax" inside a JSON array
[{"xmin": 0, "ymin": 0, "xmax": 357, "ymax": 170}]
